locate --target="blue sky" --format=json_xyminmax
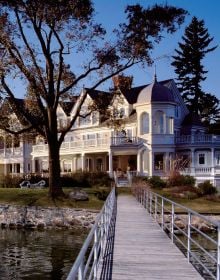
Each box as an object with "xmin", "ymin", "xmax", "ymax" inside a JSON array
[{"xmin": 94, "ymin": 0, "xmax": 220, "ymax": 99}]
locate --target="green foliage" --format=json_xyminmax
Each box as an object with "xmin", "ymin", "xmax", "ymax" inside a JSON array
[
  {"xmin": 168, "ymin": 174, "xmax": 195, "ymax": 187},
  {"xmin": 0, "ymin": 175, "xmax": 24, "ymax": 188},
  {"xmin": 95, "ymin": 189, "xmax": 110, "ymax": 201},
  {"xmin": 61, "ymin": 172, "xmax": 112, "ymax": 188},
  {"xmin": 172, "ymin": 16, "xmax": 218, "ymax": 117},
  {"xmin": 197, "ymin": 180, "xmax": 217, "ymax": 195},
  {"xmin": 148, "ymin": 176, "xmax": 166, "ymax": 189}
]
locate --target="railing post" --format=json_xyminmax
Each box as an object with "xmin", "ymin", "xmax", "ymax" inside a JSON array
[
  {"xmin": 217, "ymin": 225, "xmax": 220, "ymax": 280},
  {"xmin": 100, "ymin": 214, "xmax": 104, "ymax": 258},
  {"xmin": 155, "ymin": 195, "xmax": 157, "ymax": 221},
  {"xmin": 143, "ymin": 189, "xmax": 146, "ymax": 208},
  {"xmin": 171, "ymin": 203, "xmax": 175, "ymax": 243},
  {"xmin": 161, "ymin": 197, "xmax": 164, "ymax": 230},
  {"xmin": 93, "ymin": 228, "xmax": 98, "ymax": 279},
  {"xmin": 78, "ymin": 262, "xmax": 84, "ymax": 280},
  {"xmin": 149, "ymin": 192, "xmax": 152, "ymax": 216},
  {"xmin": 187, "ymin": 212, "xmax": 191, "ymax": 263},
  {"xmin": 146, "ymin": 190, "xmax": 149, "ymax": 212}
]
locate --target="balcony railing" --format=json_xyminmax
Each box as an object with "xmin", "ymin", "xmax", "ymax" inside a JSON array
[
  {"xmin": 32, "ymin": 138, "xmax": 110, "ymax": 154},
  {"xmin": 0, "ymin": 147, "xmax": 23, "ymax": 157},
  {"xmin": 176, "ymin": 134, "xmax": 220, "ymax": 145},
  {"xmin": 111, "ymin": 137, "xmax": 143, "ymax": 146}
]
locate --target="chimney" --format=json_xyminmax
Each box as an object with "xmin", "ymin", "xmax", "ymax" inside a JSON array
[{"xmin": 112, "ymin": 75, "xmax": 133, "ymax": 91}]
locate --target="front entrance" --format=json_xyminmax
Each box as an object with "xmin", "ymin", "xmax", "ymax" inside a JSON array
[{"xmin": 113, "ymin": 155, "xmax": 137, "ymax": 172}]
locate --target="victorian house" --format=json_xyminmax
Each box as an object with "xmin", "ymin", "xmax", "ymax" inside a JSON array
[{"xmin": 0, "ymin": 75, "xmax": 220, "ymax": 189}]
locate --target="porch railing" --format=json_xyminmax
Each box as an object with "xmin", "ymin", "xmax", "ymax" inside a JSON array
[
  {"xmin": 176, "ymin": 134, "xmax": 220, "ymax": 145},
  {"xmin": 66, "ymin": 187, "xmax": 116, "ymax": 280},
  {"xmin": 181, "ymin": 167, "xmax": 214, "ymax": 175},
  {"xmin": 134, "ymin": 188, "xmax": 220, "ymax": 280}
]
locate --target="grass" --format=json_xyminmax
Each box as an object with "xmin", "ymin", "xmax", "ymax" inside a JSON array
[
  {"xmin": 0, "ymin": 188, "xmax": 106, "ymax": 210},
  {"xmin": 153, "ymin": 188, "xmax": 220, "ymax": 214}
]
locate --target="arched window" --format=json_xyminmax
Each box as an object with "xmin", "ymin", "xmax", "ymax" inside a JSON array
[
  {"xmin": 154, "ymin": 111, "xmax": 165, "ymax": 134},
  {"xmin": 140, "ymin": 112, "xmax": 149, "ymax": 134}
]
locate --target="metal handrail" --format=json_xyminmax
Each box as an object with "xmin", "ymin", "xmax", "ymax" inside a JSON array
[
  {"xmin": 134, "ymin": 187, "xmax": 220, "ymax": 280},
  {"xmin": 66, "ymin": 187, "xmax": 116, "ymax": 280}
]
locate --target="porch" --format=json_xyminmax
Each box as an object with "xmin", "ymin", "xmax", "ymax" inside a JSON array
[{"xmin": 175, "ymin": 134, "xmax": 220, "ymax": 145}]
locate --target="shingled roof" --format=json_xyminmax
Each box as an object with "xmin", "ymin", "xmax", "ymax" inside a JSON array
[
  {"xmin": 119, "ymin": 79, "xmax": 174, "ymax": 105},
  {"xmin": 181, "ymin": 113, "xmax": 204, "ymax": 127},
  {"xmin": 136, "ymin": 79, "xmax": 175, "ymax": 104}
]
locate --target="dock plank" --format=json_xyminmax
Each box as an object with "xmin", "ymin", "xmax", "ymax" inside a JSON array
[{"xmin": 111, "ymin": 195, "xmax": 203, "ymax": 280}]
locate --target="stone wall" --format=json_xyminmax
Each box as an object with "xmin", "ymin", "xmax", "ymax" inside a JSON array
[{"xmin": 0, "ymin": 205, "xmax": 98, "ymax": 230}]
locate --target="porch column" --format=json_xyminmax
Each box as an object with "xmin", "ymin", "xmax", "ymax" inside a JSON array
[
  {"xmin": 72, "ymin": 157, "xmax": 77, "ymax": 172},
  {"xmin": 108, "ymin": 151, "xmax": 113, "ymax": 177},
  {"xmin": 32, "ymin": 158, "xmax": 35, "ymax": 173},
  {"xmin": 164, "ymin": 152, "xmax": 169, "ymax": 174},
  {"xmin": 211, "ymin": 148, "xmax": 215, "ymax": 175},
  {"xmin": 4, "ymin": 164, "xmax": 7, "ymax": 175},
  {"xmin": 149, "ymin": 150, "xmax": 153, "ymax": 176},
  {"xmin": 191, "ymin": 148, "xmax": 195, "ymax": 176},
  {"xmin": 81, "ymin": 153, "xmax": 85, "ymax": 171},
  {"xmin": 137, "ymin": 150, "xmax": 142, "ymax": 175},
  {"xmin": 3, "ymin": 135, "xmax": 6, "ymax": 157}
]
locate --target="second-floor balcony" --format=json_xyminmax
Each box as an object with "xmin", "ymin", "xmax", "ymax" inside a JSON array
[
  {"xmin": 175, "ymin": 134, "xmax": 220, "ymax": 145},
  {"xmin": 32, "ymin": 136, "xmax": 144, "ymax": 155},
  {"xmin": 0, "ymin": 147, "xmax": 23, "ymax": 157}
]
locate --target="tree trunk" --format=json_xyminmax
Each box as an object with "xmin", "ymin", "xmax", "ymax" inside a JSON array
[{"xmin": 48, "ymin": 138, "xmax": 65, "ymax": 198}]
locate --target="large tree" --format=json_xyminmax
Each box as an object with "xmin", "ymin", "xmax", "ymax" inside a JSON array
[
  {"xmin": 0, "ymin": 1, "xmax": 187, "ymax": 197},
  {"xmin": 171, "ymin": 16, "xmax": 218, "ymax": 117}
]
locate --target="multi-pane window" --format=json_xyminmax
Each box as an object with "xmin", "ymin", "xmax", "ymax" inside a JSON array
[
  {"xmin": 154, "ymin": 154, "xmax": 164, "ymax": 170},
  {"xmin": 198, "ymin": 153, "xmax": 205, "ymax": 165},
  {"xmin": 141, "ymin": 112, "xmax": 149, "ymax": 134},
  {"xmin": 216, "ymin": 154, "xmax": 220, "ymax": 165},
  {"xmin": 154, "ymin": 111, "xmax": 164, "ymax": 134}
]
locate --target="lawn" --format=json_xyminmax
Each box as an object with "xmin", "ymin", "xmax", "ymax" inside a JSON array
[
  {"xmin": 154, "ymin": 189, "xmax": 220, "ymax": 214},
  {"xmin": 0, "ymin": 188, "xmax": 106, "ymax": 209}
]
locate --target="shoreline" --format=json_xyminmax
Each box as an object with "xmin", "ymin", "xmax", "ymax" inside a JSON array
[{"xmin": 0, "ymin": 204, "xmax": 98, "ymax": 230}]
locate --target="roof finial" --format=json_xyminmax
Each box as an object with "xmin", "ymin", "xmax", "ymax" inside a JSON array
[{"xmin": 153, "ymin": 64, "xmax": 157, "ymax": 82}]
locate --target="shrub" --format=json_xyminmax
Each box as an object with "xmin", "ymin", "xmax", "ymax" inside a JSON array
[
  {"xmin": 95, "ymin": 189, "xmax": 110, "ymax": 200},
  {"xmin": 197, "ymin": 180, "xmax": 217, "ymax": 195},
  {"xmin": 168, "ymin": 174, "xmax": 195, "ymax": 187},
  {"xmin": 61, "ymin": 172, "xmax": 112, "ymax": 188},
  {"xmin": 148, "ymin": 176, "xmax": 166, "ymax": 189},
  {"xmin": 0, "ymin": 175, "xmax": 25, "ymax": 188}
]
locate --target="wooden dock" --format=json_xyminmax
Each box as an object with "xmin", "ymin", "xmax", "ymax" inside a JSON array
[{"xmin": 111, "ymin": 195, "xmax": 203, "ymax": 280}]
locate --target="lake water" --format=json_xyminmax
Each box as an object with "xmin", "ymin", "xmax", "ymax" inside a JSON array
[
  {"xmin": 0, "ymin": 229, "xmax": 87, "ymax": 280},
  {"xmin": 0, "ymin": 228, "xmax": 217, "ymax": 280}
]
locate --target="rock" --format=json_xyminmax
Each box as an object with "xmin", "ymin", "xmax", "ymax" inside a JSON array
[
  {"xmin": 9, "ymin": 223, "xmax": 16, "ymax": 229},
  {"xmin": 1, "ymin": 223, "xmax": 7, "ymax": 228},
  {"xmin": 69, "ymin": 190, "xmax": 89, "ymax": 201},
  {"xmin": 37, "ymin": 223, "xmax": 46, "ymax": 229}
]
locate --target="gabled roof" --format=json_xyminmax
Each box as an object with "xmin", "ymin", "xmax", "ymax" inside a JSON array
[
  {"xmin": 59, "ymin": 97, "xmax": 78, "ymax": 116},
  {"xmin": 85, "ymin": 88, "xmax": 112, "ymax": 100}
]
